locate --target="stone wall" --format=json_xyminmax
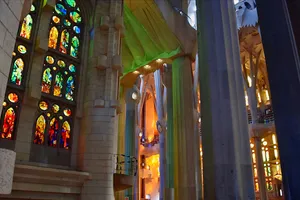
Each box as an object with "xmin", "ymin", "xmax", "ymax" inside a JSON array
[{"xmin": 0, "ymin": 0, "xmax": 24, "ymax": 114}]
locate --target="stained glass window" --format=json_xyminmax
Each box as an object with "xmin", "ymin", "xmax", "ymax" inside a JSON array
[
  {"xmin": 0, "ymin": 0, "xmax": 40, "ymax": 143},
  {"xmin": 33, "ymin": 0, "xmax": 83, "ymax": 150},
  {"xmin": 0, "ymin": 92, "xmax": 21, "ymax": 140},
  {"xmin": 40, "ymin": 55, "xmax": 77, "ymax": 101},
  {"xmin": 33, "ymin": 100, "xmax": 73, "ymax": 149},
  {"xmin": 48, "ymin": 0, "xmax": 82, "ymax": 58}
]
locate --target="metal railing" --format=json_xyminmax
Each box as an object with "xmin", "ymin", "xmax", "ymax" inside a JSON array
[
  {"xmin": 247, "ymin": 106, "xmax": 275, "ymax": 124},
  {"xmin": 112, "ymin": 154, "xmax": 138, "ymax": 176}
]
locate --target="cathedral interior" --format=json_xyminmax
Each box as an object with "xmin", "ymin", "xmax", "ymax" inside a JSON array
[{"xmin": 0, "ymin": 0, "xmax": 299, "ymax": 200}]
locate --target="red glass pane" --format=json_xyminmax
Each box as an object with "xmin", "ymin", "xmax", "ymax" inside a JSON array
[
  {"xmin": 48, "ymin": 118, "xmax": 59, "ymax": 147},
  {"xmin": 1, "ymin": 108, "xmax": 16, "ymax": 139},
  {"xmin": 60, "ymin": 121, "xmax": 70, "ymax": 149}
]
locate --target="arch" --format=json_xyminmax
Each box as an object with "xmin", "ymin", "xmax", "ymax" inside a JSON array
[
  {"xmin": 48, "ymin": 27, "xmax": 59, "ymax": 49},
  {"xmin": 54, "ymin": 72, "xmax": 63, "ymax": 97},
  {"xmin": 10, "ymin": 58, "xmax": 24, "ymax": 86},
  {"xmin": 42, "ymin": 68, "xmax": 52, "ymax": 93},
  {"xmin": 70, "ymin": 36, "xmax": 79, "ymax": 58},
  {"xmin": 60, "ymin": 121, "xmax": 71, "ymax": 149},
  {"xmin": 33, "ymin": 115, "xmax": 46, "ymax": 145},
  {"xmin": 20, "ymin": 14, "xmax": 33, "ymax": 39},
  {"xmin": 1, "ymin": 108, "xmax": 16, "ymax": 139},
  {"xmin": 48, "ymin": 118, "xmax": 59, "ymax": 147},
  {"xmin": 65, "ymin": 76, "xmax": 75, "ymax": 101},
  {"xmin": 59, "ymin": 29, "xmax": 70, "ymax": 54}
]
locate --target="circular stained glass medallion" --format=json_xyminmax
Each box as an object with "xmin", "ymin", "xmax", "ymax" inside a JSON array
[
  {"xmin": 52, "ymin": 104, "xmax": 60, "ymax": 113},
  {"xmin": 52, "ymin": 16, "xmax": 60, "ymax": 24},
  {"xmin": 69, "ymin": 64, "xmax": 76, "ymax": 72},
  {"xmin": 70, "ymin": 12, "xmax": 81, "ymax": 23},
  {"xmin": 8, "ymin": 93, "xmax": 18, "ymax": 103},
  {"xmin": 46, "ymin": 56, "xmax": 55, "ymax": 64},
  {"xmin": 73, "ymin": 26, "xmax": 80, "ymax": 34},
  {"xmin": 17, "ymin": 45, "xmax": 27, "ymax": 54},
  {"xmin": 63, "ymin": 108, "xmax": 71, "ymax": 117},
  {"xmin": 57, "ymin": 60, "xmax": 66, "ymax": 68},
  {"xmin": 39, "ymin": 101, "xmax": 48, "ymax": 111}
]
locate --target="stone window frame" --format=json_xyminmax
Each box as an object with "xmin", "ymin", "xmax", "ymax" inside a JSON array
[{"xmin": 29, "ymin": 0, "xmax": 85, "ymax": 166}]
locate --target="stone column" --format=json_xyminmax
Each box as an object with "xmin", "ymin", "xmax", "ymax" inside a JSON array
[
  {"xmin": 163, "ymin": 64, "xmax": 175, "ymax": 200},
  {"xmin": 79, "ymin": 0, "xmax": 123, "ymax": 199},
  {"xmin": 172, "ymin": 56, "xmax": 196, "ymax": 200},
  {"xmin": 154, "ymin": 69, "xmax": 166, "ymax": 200},
  {"xmin": 256, "ymin": 0, "xmax": 300, "ymax": 199},
  {"xmin": 124, "ymin": 86, "xmax": 139, "ymax": 200},
  {"xmin": 253, "ymin": 136, "xmax": 268, "ymax": 200},
  {"xmin": 0, "ymin": 149, "xmax": 16, "ymax": 194},
  {"xmin": 196, "ymin": 0, "xmax": 255, "ymax": 199}
]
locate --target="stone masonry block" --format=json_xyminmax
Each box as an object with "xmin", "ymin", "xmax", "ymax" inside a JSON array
[{"xmin": 94, "ymin": 99, "xmax": 105, "ymax": 108}]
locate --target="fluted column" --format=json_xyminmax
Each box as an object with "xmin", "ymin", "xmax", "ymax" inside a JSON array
[
  {"xmin": 154, "ymin": 69, "xmax": 166, "ymax": 200},
  {"xmin": 163, "ymin": 64, "xmax": 175, "ymax": 200},
  {"xmin": 124, "ymin": 86, "xmax": 139, "ymax": 200},
  {"xmin": 196, "ymin": 0, "xmax": 255, "ymax": 199},
  {"xmin": 172, "ymin": 56, "xmax": 196, "ymax": 200}
]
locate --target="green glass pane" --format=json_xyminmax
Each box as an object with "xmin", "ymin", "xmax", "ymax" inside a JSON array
[
  {"xmin": 69, "ymin": 64, "xmax": 76, "ymax": 72},
  {"xmin": 70, "ymin": 36, "xmax": 79, "ymax": 58},
  {"xmin": 70, "ymin": 11, "xmax": 81, "ymax": 23},
  {"xmin": 59, "ymin": 30, "xmax": 69, "ymax": 54},
  {"xmin": 42, "ymin": 68, "xmax": 52, "ymax": 93},
  {"xmin": 55, "ymin": 4, "xmax": 67, "ymax": 16},
  {"xmin": 54, "ymin": 72, "xmax": 63, "ymax": 97},
  {"xmin": 65, "ymin": 0, "xmax": 76, "ymax": 7},
  {"xmin": 30, "ymin": 5, "xmax": 35, "ymax": 12},
  {"xmin": 63, "ymin": 19, "xmax": 71, "ymax": 26},
  {"xmin": 65, "ymin": 76, "xmax": 74, "ymax": 101},
  {"xmin": 11, "ymin": 58, "xmax": 24, "ymax": 86}
]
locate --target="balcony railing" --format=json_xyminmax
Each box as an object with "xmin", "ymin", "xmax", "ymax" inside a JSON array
[
  {"xmin": 248, "ymin": 106, "xmax": 275, "ymax": 124},
  {"xmin": 112, "ymin": 154, "xmax": 138, "ymax": 176}
]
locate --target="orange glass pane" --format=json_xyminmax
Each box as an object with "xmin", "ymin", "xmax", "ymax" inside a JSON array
[
  {"xmin": 20, "ymin": 14, "xmax": 33, "ymax": 39},
  {"xmin": 1, "ymin": 108, "xmax": 16, "ymax": 139},
  {"xmin": 33, "ymin": 115, "xmax": 46, "ymax": 144},
  {"xmin": 48, "ymin": 27, "xmax": 58, "ymax": 49},
  {"xmin": 8, "ymin": 93, "xmax": 19, "ymax": 103}
]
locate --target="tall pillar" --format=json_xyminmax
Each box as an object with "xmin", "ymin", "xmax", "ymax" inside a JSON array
[
  {"xmin": 163, "ymin": 65, "xmax": 175, "ymax": 200},
  {"xmin": 196, "ymin": 0, "xmax": 255, "ymax": 199},
  {"xmin": 256, "ymin": 0, "xmax": 300, "ymax": 199},
  {"xmin": 79, "ymin": 0, "xmax": 123, "ymax": 199},
  {"xmin": 254, "ymin": 136, "xmax": 268, "ymax": 200},
  {"xmin": 124, "ymin": 86, "xmax": 139, "ymax": 200},
  {"xmin": 154, "ymin": 69, "xmax": 166, "ymax": 200},
  {"xmin": 172, "ymin": 56, "xmax": 196, "ymax": 200}
]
